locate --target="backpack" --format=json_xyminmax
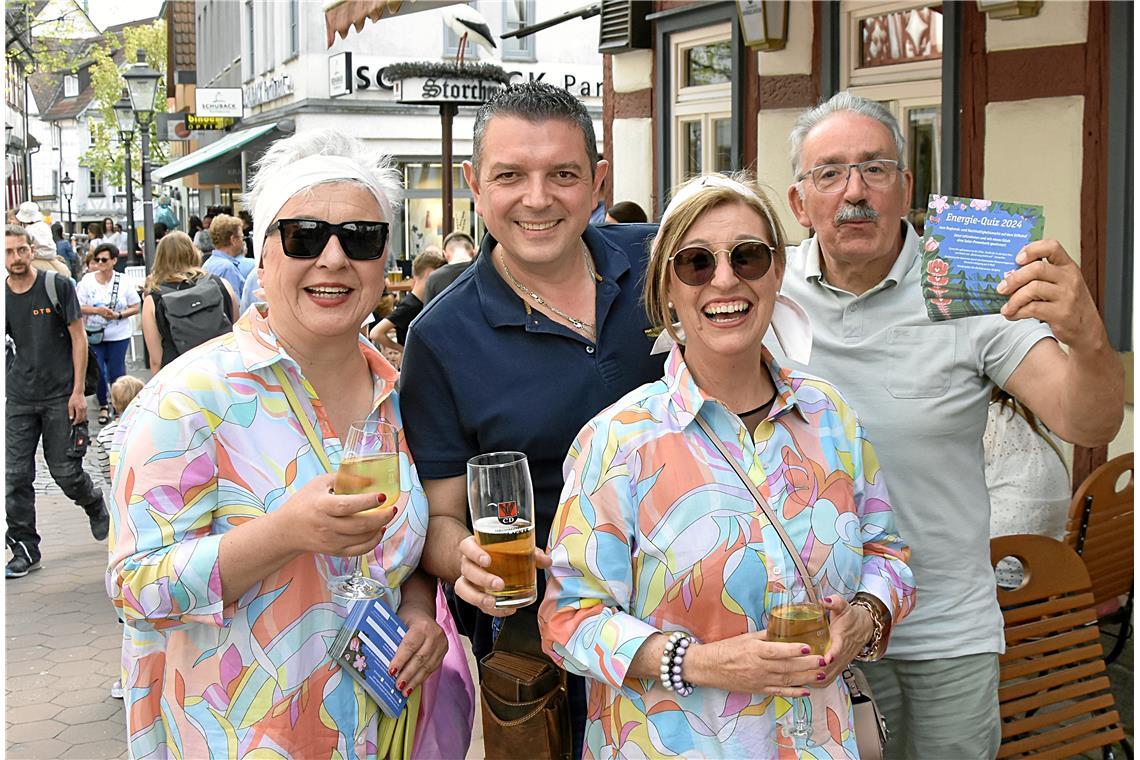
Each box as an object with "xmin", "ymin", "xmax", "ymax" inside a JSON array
[
  {"xmin": 42, "ymin": 271, "xmax": 101, "ymax": 396},
  {"xmin": 154, "ymin": 276, "xmax": 233, "ymax": 361}
]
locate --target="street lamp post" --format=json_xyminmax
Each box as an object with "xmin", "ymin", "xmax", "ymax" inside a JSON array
[
  {"xmin": 122, "ymin": 50, "xmax": 161, "ymax": 272},
  {"xmin": 114, "ymin": 94, "xmax": 138, "ymax": 260},
  {"xmin": 60, "ymin": 171, "xmax": 74, "ymax": 234}
]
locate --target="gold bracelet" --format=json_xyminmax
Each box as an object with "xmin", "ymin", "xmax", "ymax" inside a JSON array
[{"xmin": 849, "ymin": 596, "xmax": 887, "ymax": 662}]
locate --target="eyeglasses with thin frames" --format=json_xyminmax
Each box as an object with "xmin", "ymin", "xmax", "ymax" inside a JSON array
[
  {"xmin": 668, "ymin": 240, "xmax": 774, "ymax": 287},
  {"xmin": 797, "ymin": 159, "xmax": 900, "ymax": 194}
]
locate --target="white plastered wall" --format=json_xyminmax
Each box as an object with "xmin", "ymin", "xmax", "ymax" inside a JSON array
[
  {"xmin": 985, "ymin": 3, "xmax": 1088, "ymax": 52},
  {"xmin": 755, "ymin": 108, "xmax": 805, "ymax": 244},
  {"xmin": 984, "ymin": 97, "xmax": 1083, "ymax": 263},
  {"xmin": 610, "ymin": 51, "xmax": 655, "ymax": 216},
  {"xmin": 610, "ymin": 118, "xmax": 654, "ymax": 217}
]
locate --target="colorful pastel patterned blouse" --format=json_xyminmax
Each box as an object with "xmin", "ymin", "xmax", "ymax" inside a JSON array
[
  {"xmin": 107, "ymin": 306, "xmax": 428, "ymax": 759},
  {"xmin": 540, "ymin": 345, "xmax": 916, "ymax": 759}
]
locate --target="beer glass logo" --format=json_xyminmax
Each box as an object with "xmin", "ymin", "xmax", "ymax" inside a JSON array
[{"xmin": 493, "ymin": 500, "xmax": 518, "ymax": 525}]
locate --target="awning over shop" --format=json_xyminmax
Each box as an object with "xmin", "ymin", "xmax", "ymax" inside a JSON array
[
  {"xmin": 152, "ymin": 123, "xmax": 280, "ymax": 182},
  {"xmin": 323, "ymin": 0, "xmax": 459, "ymax": 47}
]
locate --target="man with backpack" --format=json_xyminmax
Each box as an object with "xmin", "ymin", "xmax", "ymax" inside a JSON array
[{"xmin": 5, "ymin": 224, "xmax": 109, "ymax": 579}]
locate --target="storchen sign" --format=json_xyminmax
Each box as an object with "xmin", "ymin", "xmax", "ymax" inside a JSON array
[{"xmin": 396, "ymin": 76, "xmax": 504, "ymax": 105}]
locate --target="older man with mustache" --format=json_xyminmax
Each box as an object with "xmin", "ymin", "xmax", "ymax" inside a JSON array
[{"xmin": 773, "ymin": 92, "xmax": 1123, "ymax": 759}]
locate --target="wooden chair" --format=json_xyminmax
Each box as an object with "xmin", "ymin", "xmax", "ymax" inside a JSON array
[
  {"xmin": 1064, "ymin": 453, "xmax": 1134, "ymax": 663},
  {"xmin": 991, "ymin": 534, "xmax": 1130, "ymax": 759}
]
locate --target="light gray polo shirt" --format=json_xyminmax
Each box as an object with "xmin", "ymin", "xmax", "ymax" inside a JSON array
[{"xmin": 773, "ymin": 222, "xmax": 1053, "ymax": 660}]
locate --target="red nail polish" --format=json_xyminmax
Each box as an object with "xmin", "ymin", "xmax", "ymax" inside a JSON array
[
  {"xmin": 818, "ymin": 658, "xmax": 826, "ymax": 667},
  {"xmin": 816, "ymin": 673, "xmax": 826, "ymax": 681},
  {"xmin": 823, "ymin": 596, "xmax": 834, "ymax": 603},
  {"xmin": 376, "ymin": 493, "xmax": 386, "ymax": 505},
  {"xmin": 802, "ymin": 690, "xmax": 811, "ymax": 697},
  {"xmin": 389, "ymin": 666, "xmax": 397, "ymax": 676},
  {"xmin": 404, "ymin": 688, "xmax": 413, "ymax": 697},
  {"xmin": 397, "ymin": 680, "xmax": 406, "ymax": 690},
  {"xmin": 800, "ymin": 646, "xmax": 811, "ymax": 654}
]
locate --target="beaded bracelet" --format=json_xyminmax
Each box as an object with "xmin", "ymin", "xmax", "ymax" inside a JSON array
[{"xmin": 659, "ymin": 631, "xmax": 694, "ymax": 697}]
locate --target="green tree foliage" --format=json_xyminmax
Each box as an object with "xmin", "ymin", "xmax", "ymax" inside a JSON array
[{"xmin": 83, "ymin": 22, "xmax": 168, "ymax": 190}]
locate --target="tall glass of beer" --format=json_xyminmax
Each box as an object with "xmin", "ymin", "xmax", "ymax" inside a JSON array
[
  {"xmin": 766, "ymin": 569, "xmax": 829, "ymax": 745},
  {"xmin": 467, "ymin": 452, "xmax": 537, "ymax": 607}
]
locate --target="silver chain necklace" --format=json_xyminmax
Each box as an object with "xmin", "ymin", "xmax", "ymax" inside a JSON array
[{"xmin": 499, "ymin": 247, "xmax": 597, "ymax": 336}]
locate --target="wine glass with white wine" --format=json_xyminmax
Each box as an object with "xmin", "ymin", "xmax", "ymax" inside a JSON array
[
  {"xmin": 766, "ymin": 570, "xmax": 829, "ymax": 747},
  {"xmin": 328, "ymin": 419, "xmax": 400, "ymax": 602}
]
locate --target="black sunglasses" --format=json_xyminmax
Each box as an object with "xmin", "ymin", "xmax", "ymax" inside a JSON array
[
  {"xmin": 267, "ymin": 218, "xmax": 389, "ymax": 261},
  {"xmin": 669, "ymin": 240, "xmax": 774, "ymax": 286},
  {"xmin": 93, "ymin": 257, "xmax": 113, "ymax": 264}
]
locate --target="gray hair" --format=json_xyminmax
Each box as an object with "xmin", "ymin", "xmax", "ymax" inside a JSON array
[
  {"xmin": 244, "ymin": 129, "xmax": 403, "ymax": 225},
  {"xmin": 5, "ymin": 224, "xmax": 31, "ymax": 245},
  {"xmin": 789, "ymin": 91, "xmax": 907, "ymax": 178},
  {"xmin": 472, "ymin": 81, "xmax": 598, "ymax": 177}
]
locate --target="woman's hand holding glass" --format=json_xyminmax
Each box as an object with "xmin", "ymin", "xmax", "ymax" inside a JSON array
[
  {"xmin": 682, "ymin": 633, "xmax": 826, "ymax": 698},
  {"xmin": 816, "ymin": 595, "xmax": 875, "ymax": 687},
  {"xmin": 270, "ymin": 472, "xmax": 396, "ymax": 558}
]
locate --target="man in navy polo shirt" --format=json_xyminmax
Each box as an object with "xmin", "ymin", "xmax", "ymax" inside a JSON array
[{"xmin": 400, "ymin": 82, "xmax": 662, "ymax": 756}]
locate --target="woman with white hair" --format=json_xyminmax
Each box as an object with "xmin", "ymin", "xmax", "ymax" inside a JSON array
[
  {"xmin": 108, "ymin": 130, "xmax": 446, "ymax": 758},
  {"xmin": 539, "ymin": 173, "xmax": 916, "ymax": 757}
]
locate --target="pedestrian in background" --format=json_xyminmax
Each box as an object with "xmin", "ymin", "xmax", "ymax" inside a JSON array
[
  {"xmin": 141, "ymin": 231, "xmax": 238, "ymax": 373},
  {"xmin": 76, "ymin": 242, "xmax": 141, "ymax": 425},
  {"xmin": 92, "ymin": 374, "xmax": 145, "ymax": 486},
  {"xmin": 154, "ymin": 193, "xmax": 179, "ymax": 231},
  {"xmin": 16, "ymin": 201, "xmax": 69, "ymax": 276},
  {"xmin": 421, "ymin": 230, "xmax": 476, "ymax": 303},
  {"xmin": 203, "ymin": 213, "xmax": 254, "ymax": 293},
  {"xmin": 368, "ymin": 247, "xmax": 445, "ymax": 358},
  {"xmin": 604, "ymin": 200, "xmax": 648, "ymax": 224},
  {"xmin": 51, "ymin": 221, "xmax": 81, "ymax": 280},
  {"xmin": 193, "ymin": 212, "xmax": 215, "ymax": 256},
  {"xmin": 5, "ymin": 224, "xmax": 109, "ymax": 579}
]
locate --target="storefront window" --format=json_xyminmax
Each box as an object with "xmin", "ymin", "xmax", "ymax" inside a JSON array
[
  {"xmin": 684, "ymin": 41, "xmax": 732, "ymax": 87},
  {"xmin": 401, "ymin": 162, "xmax": 479, "ymax": 259}
]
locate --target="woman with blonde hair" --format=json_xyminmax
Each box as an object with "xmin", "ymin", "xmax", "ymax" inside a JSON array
[
  {"xmin": 140, "ymin": 230, "xmax": 239, "ymax": 373},
  {"xmin": 540, "ymin": 173, "xmax": 915, "ymax": 757}
]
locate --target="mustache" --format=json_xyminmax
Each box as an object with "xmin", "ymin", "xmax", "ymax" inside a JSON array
[{"xmin": 835, "ymin": 203, "xmax": 880, "ymax": 225}]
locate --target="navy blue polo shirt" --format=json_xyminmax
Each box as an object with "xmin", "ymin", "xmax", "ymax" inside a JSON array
[{"xmin": 400, "ymin": 222, "xmax": 664, "ymax": 553}]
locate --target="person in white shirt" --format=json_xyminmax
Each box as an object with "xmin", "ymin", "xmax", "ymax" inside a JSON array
[{"xmin": 76, "ymin": 243, "xmax": 141, "ymax": 424}]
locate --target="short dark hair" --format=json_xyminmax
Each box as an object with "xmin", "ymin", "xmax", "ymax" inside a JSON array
[
  {"xmin": 472, "ymin": 81, "xmax": 598, "ymax": 176},
  {"xmin": 6, "ymin": 224, "xmax": 31, "ymax": 245},
  {"xmin": 442, "ymin": 231, "xmax": 474, "ymax": 250},
  {"xmin": 93, "ymin": 242, "xmax": 120, "ymax": 259},
  {"xmin": 607, "ymin": 201, "xmax": 648, "ymax": 224}
]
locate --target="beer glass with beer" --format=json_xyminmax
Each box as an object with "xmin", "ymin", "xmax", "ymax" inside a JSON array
[
  {"xmin": 328, "ymin": 420, "xmax": 400, "ymax": 601},
  {"xmin": 766, "ymin": 569, "xmax": 829, "ymax": 744},
  {"xmin": 467, "ymin": 452, "xmax": 537, "ymax": 607}
]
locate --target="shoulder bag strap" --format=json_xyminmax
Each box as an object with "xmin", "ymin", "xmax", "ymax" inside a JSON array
[
  {"xmin": 694, "ymin": 413, "xmax": 818, "ymax": 604},
  {"xmin": 109, "ymin": 272, "xmax": 121, "ymax": 310},
  {"xmin": 270, "ymin": 363, "xmax": 334, "ymax": 473},
  {"xmin": 44, "ymin": 270, "xmax": 60, "ymax": 310}
]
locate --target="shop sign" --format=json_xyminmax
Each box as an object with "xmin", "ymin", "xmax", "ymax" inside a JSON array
[
  {"xmin": 329, "ymin": 53, "xmax": 602, "ymax": 102},
  {"xmin": 244, "ymin": 74, "xmax": 294, "ymax": 108},
  {"xmin": 396, "ymin": 76, "xmax": 504, "ymax": 105},
  {"xmin": 195, "ymin": 88, "xmax": 243, "ymax": 117},
  {"xmin": 185, "ymin": 114, "xmax": 238, "ymax": 130}
]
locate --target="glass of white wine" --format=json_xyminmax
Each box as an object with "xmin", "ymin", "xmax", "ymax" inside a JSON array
[
  {"xmin": 766, "ymin": 571, "xmax": 829, "ymax": 746},
  {"xmin": 328, "ymin": 419, "xmax": 400, "ymax": 602}
]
